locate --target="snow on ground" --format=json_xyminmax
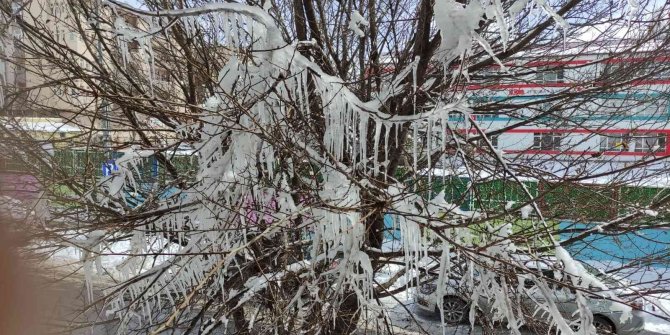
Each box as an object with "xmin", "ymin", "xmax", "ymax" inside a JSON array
[
  {"xmin": 45, "ymin": 237, "xmax": 670, "ymax": 334},
  {"xmin": 644, "ymin": 315, "xmax": 670, "ymax": 335},
  {"xmin": 49, "ymin": 234, "xmax": 179, "ymax": 283},
  {"xmin": 640, "ymin": 295, "xmax": 670, "ymax": 335},
  {"xmin": 583, "ymin": 260, "xmax": 670, "ymax": 334}
]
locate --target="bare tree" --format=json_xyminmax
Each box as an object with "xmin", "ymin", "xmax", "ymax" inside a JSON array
[{"xmin": 1, "ymin": 0, "xmax": 670, "ymax": 334}]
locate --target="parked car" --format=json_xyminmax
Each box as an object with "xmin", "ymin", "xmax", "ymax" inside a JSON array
[{"xmin": 415, "ymin": 256, "xmax": 646, "ymax": 335}]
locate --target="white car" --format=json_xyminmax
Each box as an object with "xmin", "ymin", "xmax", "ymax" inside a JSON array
[{"xmin": 415, "ymin": 258, "xmax": 646, "ymax": 335}]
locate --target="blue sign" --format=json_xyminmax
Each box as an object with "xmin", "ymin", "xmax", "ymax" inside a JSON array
[
  {"xmin": 384, "ymin": 214, "xmax": 402, "ymax": 241},
  {"xmin": 102, "ymin": 159, "xmax": 118, "ymax": 177}
]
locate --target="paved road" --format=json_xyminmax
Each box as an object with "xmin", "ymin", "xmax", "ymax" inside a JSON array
[
  {"xmin": 38, "ymin": 275, "xmax": 119, "ymax": 335},
  {"xmin": 376, "ymin": 294, "xmax": 669, "ymax": 335}
]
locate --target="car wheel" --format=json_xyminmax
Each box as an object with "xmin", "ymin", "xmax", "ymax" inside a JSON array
[
  {"xmin": 593, "ymin": 316, "xmax": 615, "ymax": 335},
  {"xmin": 441, "ymin": 296, "xmax": 468, "ymax": 325}
]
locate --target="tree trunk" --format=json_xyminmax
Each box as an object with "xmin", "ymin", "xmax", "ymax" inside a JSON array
[{"xmin": 328, "ymin": 291, "xmax": 360, "ymax": 334}]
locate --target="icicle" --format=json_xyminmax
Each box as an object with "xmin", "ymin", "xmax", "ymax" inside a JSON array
[
  {"xmin": 295, "ymin": 73, "xmax": 304, "ymax": 115},
  {"xmin": 0, "ymin": 77, "xmax": 4, "ymax": 107},
  {"xmin": 493, "ymin": 0, "xmax": 508, "ymax": 50},
  {"xmin": 145, "ymin": 36, "xmax": 155, "ymax": 96},
  {"xmin": 114, "ymin": 16, "xmax": 129, "ymax": 67},
  {"xmin": 73, "ymin": 1, "xmax": 578, "ymax": 333},
  {"xmin": 232, "ymin": 14, "xmax": 240, "ymax": 46},
  {"xmin": 349, "ymin": 109, "xmax": 356, "ymax": 168},
  {"xmin": 373, "ymin": 119, "xmax": 382, "ymax": 175},
  {"xmin": 383, "ymin": 122, "xmax": 390, "ymax": 181},
  {"xmin": 412, "ymin": 56, "xmax": 419, "ymax": 115},
  {"xmin": 359, "ymin": 112, "xmax": 369, "ymax": 171},
  {"xmin": 436, "ymin": 242, "xmax": 451, "ymax": 331},
  {"xmin": 412, "ymin": 122, "xmax": 418, "ymax": 173},
  {"xmin": 427, "ymin": 119, "xmax": 433, "ymax": 198},
  {"xmin": 441, "ymin": 115, "xmax": 447, "ymax": 151},
  {"xmin": 395, "ymin": 122, "xmax": 399, "ymax": 149},
  {"xmin": 222, "ymin": 13, "xmax": 230, "ymax": 45}
]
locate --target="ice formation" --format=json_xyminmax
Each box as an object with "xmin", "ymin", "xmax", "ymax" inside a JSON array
[{"xmin": 28, "ymin": 0, "xmax": 618, "ymax": 333}]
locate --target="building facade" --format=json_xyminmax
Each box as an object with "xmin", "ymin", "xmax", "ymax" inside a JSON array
[
  {"xmin": 1, "ymin": 0, "xmax": 182, "ymax": 147},
  {"xmin": 452, "ymin": 45, "xmax": 670, "ymax": 176}
]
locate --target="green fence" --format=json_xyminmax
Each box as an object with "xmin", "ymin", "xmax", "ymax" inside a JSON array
[
  {"xmin": 419, "ymin": 176, "xmax": 668, "ymax": 221},
  {"xmin": 472, "ymin": 180, "xmax": 538, "ymax": 211},
  {"xmin": 421, "ymin": 176, "xmax": 470, "ymax": 206},
  {"xmin": 618, "ymin": 186, "xmax": 670, "ymax": 215},
  {"xmin": 51, "ymin": 149, "xmax": 198, "ymax": 184},
  {"xmin": 53, "ymin": 150, "xmax": 122, "ymax": 178},
  {"xmin": 539, "ymin": 182, "xmax": 618, "ymax": 222},
  {"xmin": 5, "ymin": 148, "xmax": 670, "ymax": 222},
  {"xmin": 417, "ymin": 176, "xmax": 539, "ymax": 212}
]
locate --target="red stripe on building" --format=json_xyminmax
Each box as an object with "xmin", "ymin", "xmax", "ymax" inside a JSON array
[
  {"xmin": 524, "ymin": 60, "xmax": 591, "ymax": 67},
  {"xmin": 503, "ymin": 150, "xmax": 668, "ymax": 157},
  {"xmin": 502, "ymin": 128, "xmax": 670, "ymax": 134},
  {"xmin": 465, "ymin": 80, "xmax": 670, "ymax": 91}
]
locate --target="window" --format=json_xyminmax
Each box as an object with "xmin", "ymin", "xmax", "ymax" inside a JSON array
[
  {"xmin": 14, "ymin": 65, "xmax": 26, "ymax": 88},
  {"xmin": 473, "ymin": 135, "xmax": 498, "ymax": 149},
  {"xmin": 156, "ymin": 68, "xmax": 171, "ymax": 82},
  {"xmin": 639, "ymin": 62, "xmax": 669, "ymax": 80},
  {"xmin": 600, "ymin": 134, "xmax": 629, "ymax": 151},
  {"xmin": 78, "ymin": 59, "xmax": 93, "ymax": 72},
  {"xmin": 47, "ymin": 1, "xmax": 69, "ymax": 19},
  {"xmin": 12, "ymin": 38, "xmax": 26, "ymax": 89},
  {"xmin": 533, "ymin": 132, "xmax": 563, "ymax": 150},
  {"xmin": 469, "ymin": 96, "xmax": 491, "ymax": 105},
  {"xmin": 633, "ymin": 133, "xmax": 666, "ymax": 152},
  {"xmin": 448, "ymin": 112, "xmax": 462, "ymax": 120},
  {"xmin": 68, "ymin": 31, "xmax": 78, "ymax": 42},
  {"xmin": 490, "ymin": 134, "xmax": 499, "ymax": 148},
  {"xmin": 602, "ymin": 99, "xmax": 627, "ymax": 113},
  {"xmin": 129, "ymin": 40, "xmax": 141, "ymax": 53},
  {"xmin": 475, "ymin": 67, "xmax": 501, "ymax": 84},
  {"xmin": 11, "ymin": 2, "xmax": 21, "ymax": 17},
  {"xmin": 603, "ymin": 62, "xmax": 624, "ymax": 77},
  {"xmin": 124, "ymin": 14, "xmax": 139, "ymax": 29},
  {"xmin": 602, "ymin": 61, "xmax": 667, "ymax": 80},
  {"xmin": 536, "ymin": 66, "xmax": 564, "ymax": 83},
  {"xmin": 588, "ymin": 97, "xmax": 669, "ymax": 117},
  {"xmin": 475, "ymin": 114, "xmax": 497, "ymax": 120}
]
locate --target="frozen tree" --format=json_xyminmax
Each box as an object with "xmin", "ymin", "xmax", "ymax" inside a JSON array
[{"xmin": 1, "ymin": 0, "xmax": 670, "ymax": 334}]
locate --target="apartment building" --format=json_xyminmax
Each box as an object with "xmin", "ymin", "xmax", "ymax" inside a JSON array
[
  {"xmin": 451, "ymin": 39, "xmax": 670, "ymax": 176},
  {"xmin": 0, "ymin": 0, "xmax": 181, "ymax": 147}
]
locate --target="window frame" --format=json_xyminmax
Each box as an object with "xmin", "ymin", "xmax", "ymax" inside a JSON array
[
  {"xmin": 632, "ymin": 133, "xmax": 666, "ymax": 153},
  {"xmin": 599, "ymin": 134, "xmax": 629, "ymax": 152},
  {"xmin": 532, "ymin": 132, "xmax": 563, "ymax": 151},
  {"xmin": 490, "ymin": 134, "xmax": 499, "ymax": 148},
  {"xmin": 536, "ymin": 65, "xmax": 565, "ymax": 84}
]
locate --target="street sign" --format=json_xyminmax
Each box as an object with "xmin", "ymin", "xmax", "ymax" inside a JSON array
[{"xmin": 102, "ymin": 159, "xmax": 118, "ymax": 177}]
